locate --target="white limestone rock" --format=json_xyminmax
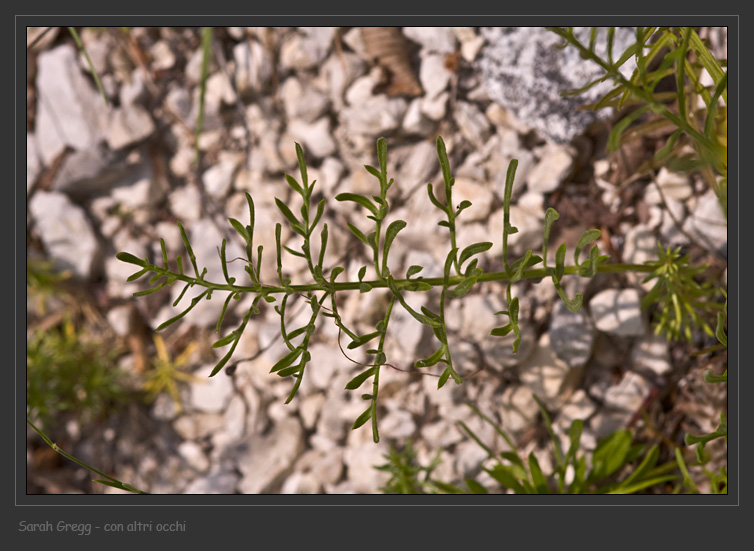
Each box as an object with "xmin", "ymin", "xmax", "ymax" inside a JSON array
[
  {"xmin": 29, "ymin": 191, "xmax": 102, "ymax": 281},
  {"xmin": 589, "ymin": 288, "xmax": 646, "ymax": 337},
  {"xmin": 527, "ymin": 144, "xmax": 574, "ymax": 194},
  {"xmin": 35, "ymin": 44, "xmax": 109, "ymax": 165}
]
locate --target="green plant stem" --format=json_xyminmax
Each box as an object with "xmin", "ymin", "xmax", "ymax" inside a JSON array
[
  {"xmin": 67, "ymin": 27, "xmax": 109, "ymax": 106},
  {"xmin": 27, "ymin": 418, "xmax": 148, "ymax": 494},
  {"xmin": 119, "ymin": 254, "xmax": 653, "ymax": 297}
]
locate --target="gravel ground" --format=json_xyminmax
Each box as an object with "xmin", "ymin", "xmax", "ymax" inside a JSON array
[{"xmin": 26, "ymin": 26, "xmax": 727, "ymax": 495}]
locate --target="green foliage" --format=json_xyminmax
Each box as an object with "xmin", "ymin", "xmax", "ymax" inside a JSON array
[
  {"xmin": 380, "ymin": 401, "xmax": 679, "ymax": 495},
  {"xmin": 118, "ymin": 136, "xmax": 629, "ymax": 443},
  {"xmin": 67, "ymin": 27, "xmax": 109, "ymax": 107},
  {"xmin": 27, "ymin": 258, "xmax": 71, "ymax": 315},
  {"xmin": 117, "ymin": 132, "xmax": 728, "ymax": 444},
  {"xmin": 26, "ymin": 316, "xmax": 129, "ymax": 431},
  {"xmin": 677, "ymin": 294, "xmax": 727, "ymax": 493},
  {"xmin": 27, "ymin": 418, "xmax": 147, "ymax": 494},
  {"xmin": 375, "ymin": 440, "xmax": 445, "ymax": 494},
  {"xmin": 547, "ymin": 26, "xmax": 727, "ymax": 215},
  {"xmin": 640, "ymin": 244, "xmax": 721, "ymax": 341}
]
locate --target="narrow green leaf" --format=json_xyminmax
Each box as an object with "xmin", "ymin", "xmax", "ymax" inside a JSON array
[
  {"xmin": 608, "ymin": 105, "xmax": 652, "ymax": 152},
  {"xmin": 542, "ymin": 208, "xmax": 559, "ymax": 269},
  {"xmin": 352, "ymin": 408, "xmax": 372, "ymax": 430},
  {"xmin": 427, "ymin": 183, "xmax": 447, "ymax": 211},
  {"xmin": 213, "ymin": 331, "xmax": 238, "ymax": 348},
  {"xmin": 436, "ymin": 136, "xmax": 452, "ymax": 185},
  {"xmin": 437, "ymin": 368, "xmax": 451, "ymax": 389},
  {"xmin": 465, "ymin": 479, "xmax": 489, "ymax": 495},
  {"xmin": 334, "ymin": 193, "xmax": 379, "ymax": 216},
  {"xmin": 490, "ymin": 324, "xmax": 513, "ymax": 337},
  {"xmin": 348, "ymin": 332, "xmax": 382, "ymax": 350},
  {"xmin": 133, "ymin": 279, "xmax": 167, "ymax": 296},
  {"xmin": 295, "ymin": 142, "xmax": 309, "ymax": 188},
  {"xmin": 159, "ymin": 238, "xmax": 169, "ymax": 268},
  {"xmin": 277, "ymin": 364, "xmax": 303, "ymax": 378},
  {"xmin": 318, "ymin": 224, "xmax": 329, "ymax": 269},
  {"xmin": 574, "ymin": 229, "xmax": 601, "ymax": 265},
  {"xmin": 127, "ymin": 266, "xmax": 151, "ymax": 282},
  {"xmin": 345, "ymin": 367, "xmax": 377, "ymax": 390},
  {"xmin": 286, "ymin": 326, "xmax": 309, "ymax": 340},
  {"xmin": 229, "ymin": 217, "xmax": 250, "ymax": 244},
  {"xmin": 310, "ymin": 198, "xmax": 327, "ymax": 231},
  {"xmin": 528, "ymin": 453, "xmax": 549, "ymax": 494},
  {"xmin": 117, "ymin": 251, "xmax": 147, "ymax": 267},
  {"xmin": 456, "ymin": 200, "xmax": 472, "ymax": 214},
  {"xmin": 275, "ymin": 198, "xmax": 305, "ymax": 235},
  {"xmin": 406, "ymin": 265, "xmax": 423, "ymax": 278},
  {"xmin": 715, "ymin": 310, "xmax": 727, "ymax": 347},
  {"xmin": 377, "ymin": 136, "xmax": 388, "ymax": 175},
  {"xmin": 554, "ymin": 281, "xmax": 583, "ymax": 313},
  {"xmin": 270, "ymin": 347, "xmax": 304, "ymax": 374},
  {"xmin": 405, "ymin": 281, "xmax": 433, "ymax": 292},
  {"xmin": 486, "ymin": 465, "xmax": 527, "ymax": 494},
  {"xmin": 554, "ymin": 243, "xmax": 567, "ymax": 283},
  {"xmin": 510, "ymin": 250, "xmax": 534, "ymax": 283},
  {"xmin": 590, "ymin": 429, "xmax": 632, "ymax": 481},
  {"xmin": 381, "ymin": 220, "xmax": 407, "ymax": 277},
  {"xmin": 387, "ymin": 275, "xmax": 442, "ymax": 327},
  {"xmin": 285, "ymin": 173, "xmax": 304, "ymax": 196},
  {"xmin": 415, "ymin": 346, "xmax": 446, "ymax": 368},
  {"xmin": 449, "ymin": 276, "xmax": 478, "ymax": 298},
  {"xmin": 177, "ymin": 220, "xmax": 199, "ymax": 277},
  {"xmin": 282, "ymin": 245, "xmax": 307, "ymax": 259},
  {"xmin": 215, "ymin": 291, "xmax": 237, "ymax": 333},
  {"xmin": 459, "ymin": 242, "xmax": 493, "ymax": 268},
  {"xmin": 156, "ymin": 291, "xmax": 208, "ymax": 331},
  {"xmin": 364, "ymin": 164, "xmax": 381, "ymax": 180},
  {"xmin": 329, "ymin": 266, "xmax": 345, "ymax": 284}
]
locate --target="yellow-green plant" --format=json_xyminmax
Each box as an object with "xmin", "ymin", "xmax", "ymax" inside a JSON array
[{"xmin": 141, "ymin": 334, "xmax": 203, "ymax": 414}]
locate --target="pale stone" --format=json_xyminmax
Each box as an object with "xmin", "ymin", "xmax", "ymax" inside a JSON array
[
  {"xmin": 35, "ymin": 44, "xmax": 108, "ymax": 165},
  {"xmin": 202, "ymin": 152, "xmax": 243, "ymax": 199},
  {"xmin": 403, "ymin": 27, "xmax": 457, "ymax": 53},
  {"xmin": 517, "ymin": 332, "xmax": 584, "ymax": 410},
  {"xmin": 280, "ymin": 77, "xmax": 331, "ymax": 123},
  {"xmin": 549, "ymin": 299, "xmax": 595, "ymax": 369},
  {"xmin": 188, "ymin": 363, "xmax": 234, "ymax": 414},
  {"xmin": 527, "ymin": 144, "xmax": 574, "ymax": 194},
  {"xmin": 237, "ymin": 418, "xmax": 304, "ymax": 494},
  {"xmin": 234, "ymin": 40, "xmax": 274, "ymax": 93},
  {"xmin": 168, "ymin": 184, "xmax": 203, "ymax": 222},
  {"xmin": 287, "ymin": 117, "xmax": 337, "ymax": 159},
  {"xmin": 454, "ymin": 100, "xmax": 492, "ymax": 147},
  {"xmin": 27, "ymin": 134, "xmax": 42, "ymax": 194},
  {"xmin": 177, "ymin": 441, "xmax": 210, "ymax": 473},
  {"xmin": 631, "ymin": 335, "xmax": 672, "ymax": 376},
  {"xmin": 499, "ymin": 384, "xmax": 540, "ymax": 435},
  {"xmin": 419, "ymin": 53, "xmax": 451, "ymax": 98},
  {"xmin": 589, "ymin": 289, "xmax": 646, "ymax": 337},
  {"xmin": 403, "ymin": 98, "xmax": 437, "ymax": 136},
  {"xmin": 29, "ymin": 191, "xmax": 102, "ymax": 280},
  {"xmin": 682, "ymin": 189, "xmax": 727, "ymax": 258}
]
